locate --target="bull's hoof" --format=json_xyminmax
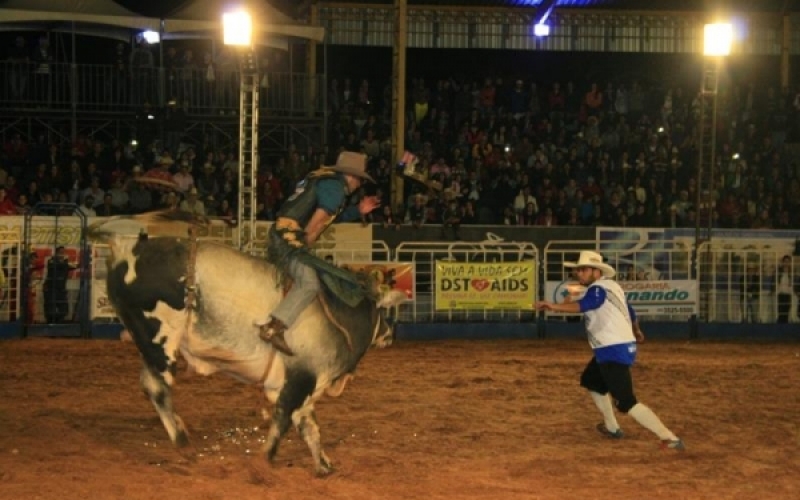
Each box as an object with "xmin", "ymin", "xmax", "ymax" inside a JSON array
[
  {"xmin": 264, "ymin": 444, "xmax": 279, "ymax": 463},
  {"xmin": 174, "ymin": 431, "xmax": 190, "ymax": 448},
  {"xmin": 314, "ymin": 463, "xmax": 335, "ymax": 478}
]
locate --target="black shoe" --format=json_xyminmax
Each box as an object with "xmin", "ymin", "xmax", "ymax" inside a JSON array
[{"xmin": 258, "ymin": 318, "xmax": 295, "ymax": 356}]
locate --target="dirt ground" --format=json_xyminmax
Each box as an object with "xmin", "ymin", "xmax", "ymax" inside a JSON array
[{"xmin": 0, "ymin": 337, "xmax": 799, "ymax": 500}]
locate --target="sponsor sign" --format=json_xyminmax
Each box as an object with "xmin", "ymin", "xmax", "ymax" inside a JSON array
[
  {"xmin": 91, "ymin": 244, "xmax": 116, "ymax": 319},
  {"xmin": 338, "ymin": 261, "xmax": 416, "ymax": 300},
  {"xmin": 435, "ymin": 261, "xmax": 536, "ymax": 310},
  {"xmin": 544, "ymin": 279, "xmax": 698, "ymax": 316}
]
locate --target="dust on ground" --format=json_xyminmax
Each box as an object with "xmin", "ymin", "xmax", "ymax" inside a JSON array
[{"xmin": 1, "ymin": 338, "xmax": 798, "ymax": 500}]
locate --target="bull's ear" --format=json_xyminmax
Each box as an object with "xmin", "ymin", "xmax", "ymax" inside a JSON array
[{"xmin": 377, "ymin": 289, "xmax": 408, "ymax": 309}]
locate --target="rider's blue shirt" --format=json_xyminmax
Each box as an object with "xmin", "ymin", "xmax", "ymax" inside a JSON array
[{"xmin": 317, "ymin": 178, "xmax": 361, "ymax": 221}]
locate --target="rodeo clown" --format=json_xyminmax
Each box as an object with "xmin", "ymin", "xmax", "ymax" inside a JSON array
[
  {"xmin": 258, "ymin": 151, "xmax": 380, "ymax": 356},
  {"xmin": 536, "ymin": 251, "xmax": 685, "ymax": 451}
]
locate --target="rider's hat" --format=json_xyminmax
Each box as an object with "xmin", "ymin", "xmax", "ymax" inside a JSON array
[{"xmin": 326, "ymin": 152, "xmax": 375, "ymax": 183}]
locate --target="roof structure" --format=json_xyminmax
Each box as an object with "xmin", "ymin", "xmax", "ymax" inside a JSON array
[
  {"xmin": 317, "ymin": 0, "xmax": 798, "ymax": 14},
  {"xmin": 0, "ymin": 0, "xmax": 324, "ymax": 45}
]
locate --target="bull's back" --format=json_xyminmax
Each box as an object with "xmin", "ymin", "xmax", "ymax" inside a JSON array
[
  {"xmin": 193, "ymin": 242, "xmax": 374, "ymax": 370},
  {"xmin": 193, "ymin": 242, "xmax": 284, "ymax": 332}
]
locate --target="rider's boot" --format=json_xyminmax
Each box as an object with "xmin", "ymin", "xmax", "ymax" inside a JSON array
[{"xmin": 258, "ymin": 317, "xmax": 295, "ymax": 356}]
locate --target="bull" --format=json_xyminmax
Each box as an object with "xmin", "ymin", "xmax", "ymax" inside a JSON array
[{"xmin": 88, "ymin": 213, "xmax": 406, "ymax": 476}]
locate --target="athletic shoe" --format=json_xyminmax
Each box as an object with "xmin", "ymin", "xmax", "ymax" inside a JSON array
[
  {"xmin": 660, "ymin": 438, "xmax": 685, "ymax": 451},
  {"xmin": 596, "ymin": 423, "xmax": 624, "ymax": 439}
]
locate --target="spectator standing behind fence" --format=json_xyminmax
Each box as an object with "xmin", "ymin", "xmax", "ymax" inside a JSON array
[
  {"xmin": 110, "ymin": 42, "xmax": 129, "ymax": 105},
  {"xmin": 0, "ymin": 188, "xmax": 16, "ymax": 215},
  {"xmin": 536, "ymin": 251, "xmax": 685, "ymax": 451},
  {"xmin": 179, "ymin": 188, "xmax": 206, "ymax": 216},
  {"xmin": 740, "ymin": 262, "xmax": 761, "ymax": 323},
  {"xmin": 774, "ymin": 255, "xmax": 796, "ymax": 323},
  {"xmin": 32, "ymin": 36, "xmax": 52, "ymax": 106},
  {"xmin": 130, "ymin": 41, "xmax": 154, "ymax": 106},
  {"xmin": 8, "ymin": 36, "xmax": 29, "ymax": 102},
  {"xmin": 43, "ymin": 246, "xmax": 76, "ymax": 323}
]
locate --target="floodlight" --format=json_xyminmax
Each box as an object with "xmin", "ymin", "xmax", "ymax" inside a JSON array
[
  {"xmin": 223, "ymin": 11, "xmax": 253, "ymax": 46},
  {"xmin": 704, "ymin": 23, "xmax": 733, "ymax": 57},
  {"xmin": 142, "ymin": 31, "xmax": 160, "ymax": 44},
  {"xmin": 534, "ymin": 23, "xmax": 550, "ymax": 37}
]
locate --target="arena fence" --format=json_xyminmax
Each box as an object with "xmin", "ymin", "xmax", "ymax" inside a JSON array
[
  {"xmin": 394, "ymin": 235, "xmax": 538, "ymax": 323},
  {"xmin": 0, "ymin": 230, "xmax": 22, "ymax": 324},
  {"xmin": 0, "ymin": 62, "xmax": 324, "ymax": 117},
  {"xmin": 4, "ymin": 220, "xmax": 800, "ymax": 340},
  {"xmin": 543, "ymin": 240, "xmax": 696, "ymax": 322},
  {"xmin": 697, "ymin": 242, "xmax": 799, "ymax": 324}
]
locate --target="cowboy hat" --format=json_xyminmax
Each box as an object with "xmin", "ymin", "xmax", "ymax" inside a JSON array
[
  {"xmin": 563, "ymin": 250, "xmax": 616, "ymax": 278},
  {"xmin": 326, "ymin": 152, "xmax": 374, "ymax": 183}
]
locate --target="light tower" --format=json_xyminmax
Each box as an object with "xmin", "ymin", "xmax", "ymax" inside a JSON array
[{"xmin": 223, "ymin": 11, "xmax": 259, "ymax": 251}]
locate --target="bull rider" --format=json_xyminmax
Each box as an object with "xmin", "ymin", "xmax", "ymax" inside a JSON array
[{"xmin": 259, "ymin": 151, "xmax": 380, "ymax": 355}]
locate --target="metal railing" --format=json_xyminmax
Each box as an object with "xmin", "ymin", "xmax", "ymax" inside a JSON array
[
  {"xmin": 394, "ymin": 235, "xmax": 538, "ymax": 323},
  {"xmin": 543, "ymin": 240, "xmax": 695, "ymax": 321},
  {"xmin": 697, "ymin": 243, "xmax": 799, "ymax": 324},
  {"xmin": 8, "ymin": 216, "xmax": 800, "ymax": 331},
  {"xmin": 0, "ymin": 230, "xmax": 22, "ymax": 323},
  {"xmin": 0, "ymin": 61, "xmax": 324, "ymax": 117}
]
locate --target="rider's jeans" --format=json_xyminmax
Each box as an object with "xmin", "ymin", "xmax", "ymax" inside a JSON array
[{"xmin": 271, "ymin": 258, "xmax": 320, "ymax": 327}]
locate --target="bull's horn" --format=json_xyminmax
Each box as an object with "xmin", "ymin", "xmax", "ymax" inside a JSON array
[{"xmin": 377, "ymin": 289, "xmax": 408, "ymax": 309}]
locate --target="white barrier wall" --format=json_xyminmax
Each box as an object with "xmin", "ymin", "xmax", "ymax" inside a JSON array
[{"xmin": 2, "ymin": 217, "xmax": 798, "ymax": 326}]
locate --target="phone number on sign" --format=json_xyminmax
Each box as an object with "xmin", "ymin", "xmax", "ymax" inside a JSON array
[{"xmin": 642, "ymin": 306, "xmax": 696, "ymax": 314}]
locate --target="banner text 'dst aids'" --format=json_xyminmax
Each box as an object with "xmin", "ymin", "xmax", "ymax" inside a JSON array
[{"xmin": 435, "ymin": 261, "xmax": 536, "ymax": 310}]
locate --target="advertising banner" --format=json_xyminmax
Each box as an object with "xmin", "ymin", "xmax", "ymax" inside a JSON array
[
  {"xmin": 435, "ymin": 261, "xmax": 536, "ymax": 310},
  {"xmin": 338, "ymin": 261, "xmax": 416, "ymax": 300},
  {"xmin": 544, "ymin": 279, "xmax": 698, "ymax": 316},
  {"xmin": 91, "ymin": 244, "xmax": 116, "ymax": 320},
  {"xmin": 596, "ymin": 226, "xmax": 800, "ymax": 282}
]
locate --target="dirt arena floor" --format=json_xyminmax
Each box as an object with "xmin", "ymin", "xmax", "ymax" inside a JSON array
[{"xmin": 1, "ymin": 337, "xmax": 799, "ymax": 500}]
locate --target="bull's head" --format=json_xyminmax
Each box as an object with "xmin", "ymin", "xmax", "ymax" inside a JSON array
[{"xmin": 372, "ymin": 289, "xmax": 408, "ymax": 348}]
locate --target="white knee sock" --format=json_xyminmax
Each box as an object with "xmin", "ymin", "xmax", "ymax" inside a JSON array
[
  {"xmin": 590, "ymin": 391, "xmax": 621, "ymax": 432},
  {"xmin": 628, "ymin": 403, "xmax": 677, "ymax": 441}
]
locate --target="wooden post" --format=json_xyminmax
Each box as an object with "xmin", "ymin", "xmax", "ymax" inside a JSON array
[{"xmin": 390, "ymin": 0, "xmax": 407, "ymax": 213}]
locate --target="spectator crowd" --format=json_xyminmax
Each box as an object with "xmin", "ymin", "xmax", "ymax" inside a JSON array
[
  {"xmin": 328, "ymin": 74, "xmax": 800, "ymax": 230},
  {"xmin": 3, "ymin": 42, "xmax": 800, "ymax": 231}
]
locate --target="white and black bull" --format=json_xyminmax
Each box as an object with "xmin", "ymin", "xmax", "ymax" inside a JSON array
[{"xmin": 88, "ymin": 214, "xmax": 406, "ymax": 476}]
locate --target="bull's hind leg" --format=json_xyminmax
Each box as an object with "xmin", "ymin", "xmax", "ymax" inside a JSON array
[
  {"xmin": 140, "ymin": 364, "xmax": 189, "ymax": 447},
  {"xmin": 263, "ymin": 369, "xmax": 317, "ymax": 468},
  {"xmin": 293, "ymin": 405, "xmax": 334, "ymax": 477}
]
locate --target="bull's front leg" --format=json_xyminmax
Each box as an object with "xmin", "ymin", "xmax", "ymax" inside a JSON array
[
  {"xmin": 263, "ymin": 369, "xmax": 323, "ymax": 473},
  {"xmin": 140, "ymin": 364, "xmax": 189, "ymax": 447},
  {"xmin": 293, "ymin": 404, "xmax": 333, "ymax": 477}
]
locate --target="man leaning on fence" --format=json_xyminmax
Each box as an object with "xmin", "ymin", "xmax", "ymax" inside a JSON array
[{"xmin": 774, "ymin": 255, "xmax": 798, "ymax": 323}]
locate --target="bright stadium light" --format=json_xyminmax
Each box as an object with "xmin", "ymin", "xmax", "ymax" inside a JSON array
[
  {"xmin": 142, "ymin": 30, "xmax": 160, "ymax": 44},
  {"xmin": 223, "ymin": 11, "xmax": 253, "ymax": 46},
  {"xmin": 704, "ymin": 23, "xmax": 733, "ymax": 56},
  {"xmin": 534, "ymin": 23, "xmax": 550, "ymax": 37}
]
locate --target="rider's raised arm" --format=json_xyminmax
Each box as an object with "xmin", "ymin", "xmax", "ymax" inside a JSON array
[{"xmin": 305, "ymin": 208, "xmax": 334, "ymax": 246}]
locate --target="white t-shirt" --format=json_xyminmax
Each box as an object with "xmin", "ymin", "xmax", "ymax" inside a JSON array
[{"xmin": 579, "ymin": 278, "xmax": 637, "ymax": 365}]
